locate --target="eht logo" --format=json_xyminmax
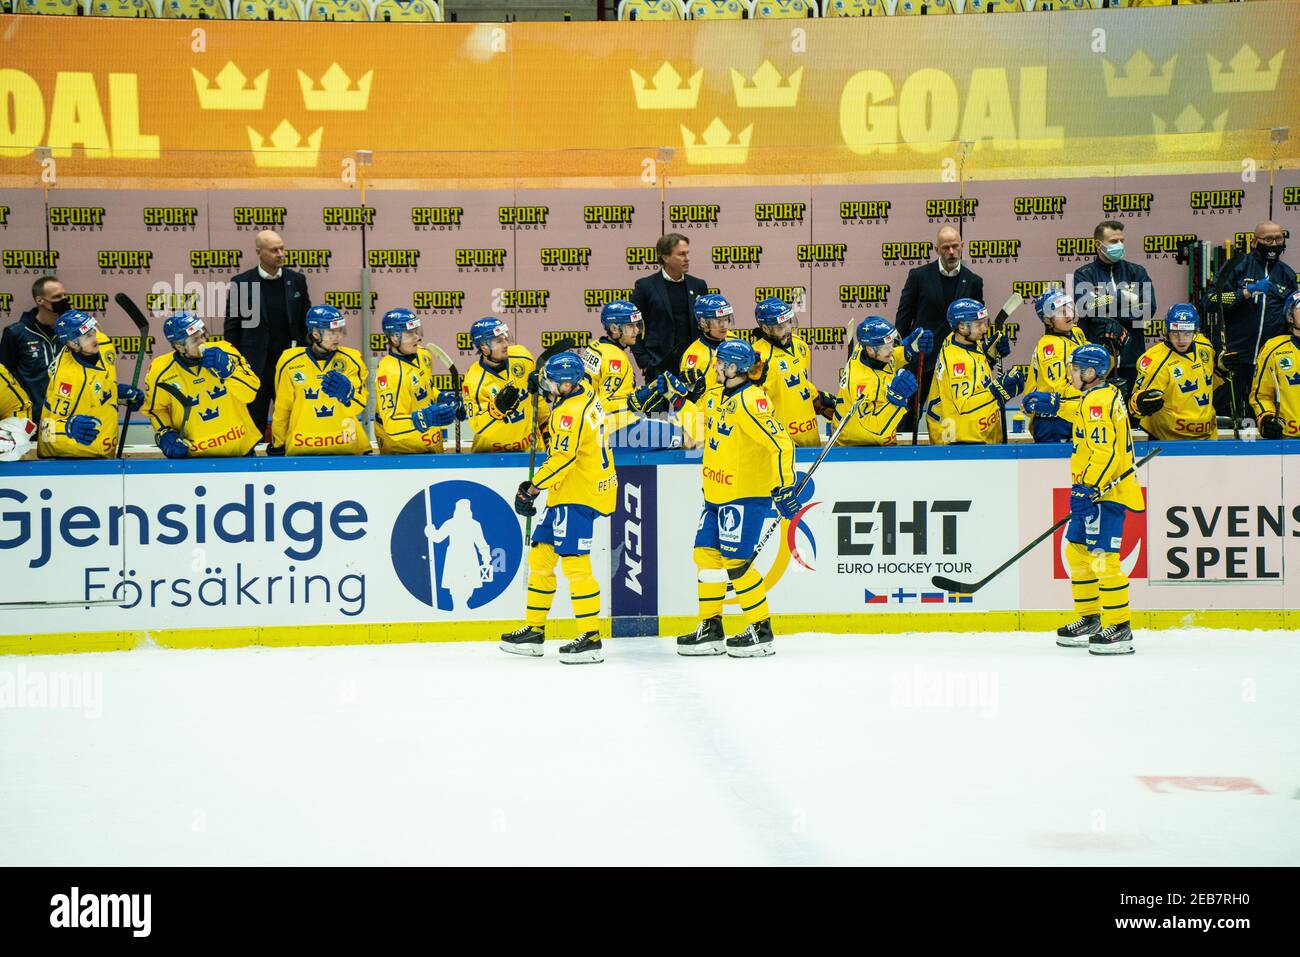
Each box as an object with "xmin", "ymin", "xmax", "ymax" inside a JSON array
[{"xmin": 1051, "ymin": 487, "xmax": 1148, "ymax": 579}]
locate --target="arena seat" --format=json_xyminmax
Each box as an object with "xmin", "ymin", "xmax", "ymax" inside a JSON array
[
  {"xmin": 90, "ymin": 0, "xmax": 157, "ymax": 14},
  {"xmin": 15, "ymin": 0, "xmax": 88, "ymax": 15},
  {"xmin": 372, "ymin": 0, "xmax": 442, "ymax": 20},
  {"xmin": 749, "ymin": 0, "xmax": 817, "ymax": 17},
  {"xmin": 617, "ymin": 0, "xmax": 686, "ymax": 18},
  {"xmin": 305, "ymin": 0, "xmax": 367, "ymax": 18},
  {"xmin": 822, "ymin": 0, "xmax": 885, "ymax": 15},
  {"xmin": 233, "ymin": 0, "xmax": 304, "ymax": 18},
  {"xmin": 687, "ymin": 0, "xmax": 747, "ymax": 18},
  {"xmin": 161, "ymin": 0, "xmax": 231, "ymax": 16}
]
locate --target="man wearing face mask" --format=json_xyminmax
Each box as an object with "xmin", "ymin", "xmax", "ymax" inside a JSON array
[
  {"xmin": 1207, "ymin": 221, "xmax": 1298, "ymax": 421},
  {"xmin": 0, "ymin": 276, "xmax": 68, "ymax": 430},
  {"xmin": 1070, "ymin": 220, "xmax": 1156, "ymax": 401}
]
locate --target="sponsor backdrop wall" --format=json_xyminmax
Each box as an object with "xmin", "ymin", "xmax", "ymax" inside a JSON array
[{"xmin": 2, "ymin": 444, "xmax": 1296, "ymax": 656}]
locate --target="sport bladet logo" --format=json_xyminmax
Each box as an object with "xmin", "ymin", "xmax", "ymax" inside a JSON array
[{"xmin": 1051, "ymin": 486, "xmax": 1149, "ymax": 579}]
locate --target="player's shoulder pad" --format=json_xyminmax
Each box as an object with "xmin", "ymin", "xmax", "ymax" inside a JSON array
[
  {"xmin": 742, "ymin": 385, "xmax": 776, "ymax": 416},
  {"xmin": 580, "ymin": 346, "xmax": 603, "ymax": 376},
  {"xmin": 507, "ymin": 344, "xmax": 534, "ymax": 363}
]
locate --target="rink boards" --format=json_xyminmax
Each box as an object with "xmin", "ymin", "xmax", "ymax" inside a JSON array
[{"xmin": 1, "ymin": 441, "xmax": 1298, "ymax": 655}]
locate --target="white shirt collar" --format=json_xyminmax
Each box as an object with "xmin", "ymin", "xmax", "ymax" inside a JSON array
[
  {"xmin": 258, "ymin": 265, "xmax": 282, "ymax": 280},
  {"xmin": 661, "ymin": 268, "xmax": 685, "ymax": 283},
  {"xmin": 938, "ymin": 261, "xmax": 961, "ymax": 278}
]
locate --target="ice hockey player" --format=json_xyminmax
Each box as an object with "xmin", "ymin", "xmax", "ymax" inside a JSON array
[
  {"xmin": 0, "ymin": 363, "xmax": 31, "ymax": 422},
  {"xmin": 1250, "ymin": 290, "xmax": 1300, "ymax": 440},
  {"xmin": 834, "ymin": 316, "xmax": 926, "ymax": 446},
  {"xmin": 678, "ymin": 293, "xmax": 735, "ymax": 447},
  {"xmin": 925, "ymin": 298, "xmax": 1024, "ymax": 445},
  {"xmin": 1057, "ymin": 343, "xmax": 1144, "ymax": 656},
  {"xmin": 583, "ymin": 300, "xmax": 687, "ymax": 447},
  {"xmin": 144, "ymin": 313, "xmax": 261, "ymax": 458},
  {"xmin": 749, "ymin": 297, "xmax": 836, "ymax": 447},
  {"xmin": 1020, "ymin": 289, "xmax": 1088, "ymax": 443},
  {"xmin": 678, "ymin": 338, "xmax": 797, "ymax": 659},
  {"xmin": 1129, "ymin": 304, "xmax": 1231, "ymax": 441},
  {"xmin": 269, "ymin": 305, "xmax": 370, "ymax": 456},
  {"xmin": 463, "ymin": 317, "xmax": 547, "ymax": 453},
  {"xmin": 37, "ymin": 310, "xmax": 143, "ymax": 459},
  {"xmin": 503, "ymin": 351, "xmax": 617, "ymax": 664},
  {"xmin": 374, "ymin": 308, "xmax": 463, "ymax": 454}
]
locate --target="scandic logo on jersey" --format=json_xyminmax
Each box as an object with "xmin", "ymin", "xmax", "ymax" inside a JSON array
[
  {"xmin": 609, "ymin": 359, "xmax": 622, "ymax": 373},
  {"xmin": 1090, "ymin": 406, "xmax": 1104, "ymax": 419},
  {"xmin": 377, "ymin": 375, "xmax": 388, "ymax": 389},
  {"xmin": 1043, "ymin": 343, "xmax": 1056, "ymax": 357},
  {"xmin": 1051, "ymin": 487, "xmax": 1148, "ymax": 579},
  {"xmin": 755, "ymin": 396, "xmax": 770, "ymax": 412},
  {"xmin": 559, "ymin": 415, "xmax": 574, "ymax": 430},
  {"xmin": 953, "ymin": 363, "xmax": 966, "ymax": 377},
  {"xmin": 59, "ymin": 382, "xmax": 72, "ymax": 397},
  {"xmin": 686, "ymin": 354, "xmax": 699, "ymax": 368}
]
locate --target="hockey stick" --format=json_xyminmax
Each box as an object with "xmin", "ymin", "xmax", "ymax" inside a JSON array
[
  {"xmin": 114, "ymin": 293, "xmax": 150, "ymax": 459},
  {"xmin": 989, "ymin": 292, "xmax": 1024, "ymax": 444},
  {"xmin": 931, "ymin": 446, "xmax": 1163, "ymax": 596},
  {"xmin": 424, "ymin": 341, "xmax": 461, "ymax": 453},
  {"xmin": 520, "ymin": 336, "xmax": 582, "ymax": 548}
]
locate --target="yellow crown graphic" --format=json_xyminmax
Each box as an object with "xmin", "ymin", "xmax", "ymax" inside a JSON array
[
  {"xmin": 680, "ymin": 118, "xmax": 752, "ymax": 166},
  {"xmin": 298, "ymin": 63, "xmax": 373, "ymax": 112},
  {"xmin": 1102, "ymin": 51, "xmax": 1176, "ymax": 98},
  {"xmin": 730, "ymin": 62, "xmax": 802, "ymax": 109},
  {"xmin": 630, "ymin": 63, "xmax": 703, "ymax": 110},
  {"xmin": 1207, "ymin": 45, "xmax": 1284, "ymax": 94},
  {"xmin": 1151, "ymin": 106, "xmax": 1228, "ymax": 154},
  {"xmin": 192, "ymin": 62, "xmax": 269, "ymax": 110},
  {"xmin": 247, "ymin": 120, "xmax": 324, "ymax": 169}
]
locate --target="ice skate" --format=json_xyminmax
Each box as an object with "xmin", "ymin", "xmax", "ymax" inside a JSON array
[
  {"xmin": 500, "ymin": 625, "xmax": 545, "ymax": 657},
  {"xmin": 1089, "ymin": 622, "xmax": 1134, "ymax": 656},
  {"xmin": 677, "ymin": 616, "xmax": 725, "ymax": 656},
  {"xmin": 726, "ymin": 618, "xmax": 775, "ymax": 658},
  {"xmin": 1056, "ymin": 614, "xmax": 1100, "ymax": 648},
  {"xmin": 559, "ymin": 632, "xmax": 603, "ymax": 664}
]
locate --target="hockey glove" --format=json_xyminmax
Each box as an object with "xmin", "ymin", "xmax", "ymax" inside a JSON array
[
  {"xmin": 1258, "ymin": 414, "xmax": 1284, "ymax": 440},
  {"xmin": 1244, "ymin": 278, "xmax": 1272, "ymax": 296},
  {"xmin": 656, "ymin": 371, "xmax": 690, "ymax": 406},
  {"xmin": 67, "ymin": 414, "xmax": 100, "ymax": 446},
  {"xmin": 989, "ymin": 368, "xmax": 1025, "ymax": 402},
  {"xmin": 265, "ymin": 444, "xmax": 285, "ymax": 457},
  {"xmin": 1133, "ymin": 388, "xmax": 1165, "ymax": 416},
  {"xmin": 813, "ymin": 390, "xmax": 838, "ymax": 420},
  {"xmin": 627, "ymin": 383, "xmax": 665, "ymax": 415},
  {"xmin": 1070, "ymin": 483, "xmax": 1100, "ymax": 523},
  {"xmin": 526, "ymin": 370, "xmax": 540, "ymax": 395},
  {"xmin": 412, "ymin": 396, "xmax": 457, "ymax": 431},
  {"xmin": 1092, "ymin": 318, "xmax": 1130, "ymax": 351},
  {"xmin": 118, "ymin": 385, "xmax": 145, "ymax": 412},
  {"xmin": 902, "ymin": 328, "xmax": 934, "ymax": 362},
  {"xmin": 885, "ymin": 369, "xmax": 918, "ymax": 408},
  {"xmin": 1022, "ymin": 391, "xmax": 1060, "ymax": 417},
  {"xmin": 1214, "ymin": 351, "xmax": 1238, "ymax": 376},
  {"xmin": 682, "ymin": 368, "xmax": 708, "ymax": 403},
  {"xmin": 493, "ymin": 383, "xmax": 522, "ymax": 415},
  {"xmin": 320, "ymin": 369, "xmax": 355, "ymax": 406},
  {"xmin": 157, "ymin": 428, "xmax": 192, "ymax": 459},
  {"xmin": 772, "ymin": 486, "xmax": 801, "ymax": 521},
  {"xmin": 984, "ymin": 331, "xmax": 1013, "ymax": 361},
  {"xmin": 200, "ymin": 346, "xmax": 235, "ymax": 380},
  {"xmin": 514, "ymin": 480, "xmax": 539, "ymax": 517}
]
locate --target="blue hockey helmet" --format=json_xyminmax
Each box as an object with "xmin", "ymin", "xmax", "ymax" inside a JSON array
[
  {"xmin": 600, "ymin": 300, "xmax": 641, "ymax": 331},
  {"xmin": 163, "ymin": 312, "xmax": 205, "ymax": 344},
  {"xmin": 470, "ymin": 316, "xmax": 509, "ymax": 348},
  {"xmin": 755, "ymin": 297, "xmax": 795, "ymax": 326},
  {"xmin": 382, "ymin": 308, "xmax": 421, "ymax": 337},
  {"xmin": 715, "ymin": 337, "xmax": 757, "ymax": 375},
  {"xmin": 1070, "ymin": 343, "xmax": 1111, "ymax": 378},
  {"xmin": 947, "ymin": 298, "xmax": 988, "ymax": 330},
  {"xmin": 541, "ymin": 351, "xmax": 586, "ymax": 389},
  {"xmin": 1034, "ymin": 288, "xmax": 1071, "ymax": 321},
  {"xmin": 305, "ymin": 304, "xmax": 345, "ymax": 332},
  {"xmin": 1164, "ymin": 303, "xmax": 1200, "ymax": 334},
  {"xmin": 54, "ymin": 310, "xmax": 97, "ymax": 345},
  {"xmin": 855, "ymin": 316, "xmax": 897, "ymax": 348},
  {"xmin": 693, "ymin": 293, "xmax": 734, "ymax": 325}
]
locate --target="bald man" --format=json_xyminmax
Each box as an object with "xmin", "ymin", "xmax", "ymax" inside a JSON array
[
  {"xmin": 895, "ymin": 225, "xmax": 984, "ymax": 430},
  {"xmin": 1208, "ymin": 221, "xmax": 1297, "ymax": 420},
  {"xmin": 224, "ymin": 229, "xmax": 312, "ymax": 440}
]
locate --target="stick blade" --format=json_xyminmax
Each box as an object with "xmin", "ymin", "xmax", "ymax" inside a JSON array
[
  {"xmin": 931, "ymin": 575, "xmax": 978, "ymax": 595},
  {"xmin": 114, "ymin": 292, "xmax": 150, "ymax": 332}
]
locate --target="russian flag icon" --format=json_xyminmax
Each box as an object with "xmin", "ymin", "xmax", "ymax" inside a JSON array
[
  {"xmin": 864, "ymin": 589, "xmax": 888, "ymax": 605},
  {"xmin": 921, "ymin": 592, "xmax": 945, "ymax": 604}
]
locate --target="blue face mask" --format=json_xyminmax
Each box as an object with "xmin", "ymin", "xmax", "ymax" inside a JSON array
[{"xmin": 1105, "ymin": 242, "xmax": 1125, "ymax": 262}]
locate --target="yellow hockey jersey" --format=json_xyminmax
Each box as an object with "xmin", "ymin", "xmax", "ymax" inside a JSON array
[
  {"xmin": 38, "ymin": 333, "xmax": 120, "ymax": 458},
  {"xmin": 463, "ymin": 345, "xmax": 547, "ymax": 453},
  {"xmin": 702, "ymin": 382, "xmax": 796, "ymax": 505},
  {"xmin": 375, "ymin": 349, "xmax": 448, "ymax": 454},
  {"xmin": 271, "ymin": 346, "xmax": 371, "ymax": 455},
  {"xmin": 1130, "ymin": 336, "xmax": 1218, "ymax": 440},
  {"xmin": 1024, "ymin": 329, "xmax": 1087, "ymax": 433},
  {"xmin": 835, "ymin": 346, "xmax": 908, "ymax": 446},
  {"xmin": 1072, "ymin": 383, "xmax": 1144, "ymax": 510},
  {"xmin": 752, "ymin": 333, "xmax": 821, "ymax": 447},
  {"xmin": 1250, "ymin": 334, "xmax": 1300, "ymax": 438},
  {"xmin": 531, "ymin": 383, "xmax": 617, "ymax": 515},
  {"xmin": 679, "ymin": 335, "xmax": 728, "ymax": 448},
  {"xmin": 143, "ymin": 342, "xmax": 260, "ymax": 457},
  {"xmin": 924, "ymin": 338, "xmax": 1003, "ymax": 445},
  {"xmin": 0, "ymin": 363, "xmax": 32, "ymax": 421},
  {"xmin": 583, "ymin": 338, "xmax": 638, "ymax": 432}
]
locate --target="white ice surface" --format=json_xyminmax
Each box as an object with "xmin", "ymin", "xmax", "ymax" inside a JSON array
[{"xmin": 1, "ymin": 630, "xmax": 1297, "ymax": 866}]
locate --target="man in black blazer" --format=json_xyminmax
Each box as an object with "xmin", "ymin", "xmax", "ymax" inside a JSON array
[
  {"xmin": 894, "ymin": 225, "xmax": 985, "ymax": 430},
  {"xmin": 630, "ymin": 233, "xmax": 710, "ymax": 381},
  {"xmin": 223, "ymin": 230, "xmax": 312, "ymax": 439}
]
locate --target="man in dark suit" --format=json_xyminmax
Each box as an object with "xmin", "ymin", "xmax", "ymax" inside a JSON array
[
  {"xmin": 630, "ymin": 233, "xmax": 710, "ymax": 381},
  {"xmin": 895, "ymin": 226, "xmax": 984, "ymax": 431},
  {"xmin": 223, "ymin": 230, "xmax": 311, "ymax": 439}
]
